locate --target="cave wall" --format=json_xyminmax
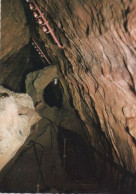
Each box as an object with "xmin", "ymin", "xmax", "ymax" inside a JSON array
[
  {"xmin": 0, "ymin": 0, "xmax": 136, "ymax": 176},
  {"xmin": 0, "ymin": 0, "xmax": 32, "ymax": 92},
  {"xmin": 28, "ymin": 0, "xmax": 136, "ymax": 173},
  {"xmin": 1, "ymin": 0, "xmax": 29, "ymax": 62},
  {"xmin": 25, "ymin": 65, "xmax": 84, "ymax": 135}
]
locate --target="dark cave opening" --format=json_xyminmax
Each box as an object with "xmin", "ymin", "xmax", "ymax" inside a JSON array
[
  {"xmin": 43, "ymin": 79, "xmax": 63, "ymax": 108},
  {"xmin": 29, "ymin": 40, "xmax": 47, "ymax": 70}
]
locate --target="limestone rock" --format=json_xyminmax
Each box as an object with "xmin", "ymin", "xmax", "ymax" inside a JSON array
[
  {"xmin": 25, "ymin": 66, "xmax": 83, "ymax": 135},
  {"xmin": 0, "ymin": 86, "xmax": 40, "ymax": 171},
  {"xmin": 25, "ymin": 65, "xmax": 59, "ymax": 104}
]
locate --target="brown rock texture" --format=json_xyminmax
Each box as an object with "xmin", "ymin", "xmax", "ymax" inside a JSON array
[
  {"xmin": 0, "ymin": 0, "xmax": 136, "ymax": 181},
  {"xmin": 25, "ymin": 65, "xmax": 59, "ymax": 104},
  {"xmin": 25, "ymin": 66, "xmax": 83, "ymax": 134},
  {"xmin": 31, "ymin": 0, "xmax": 136, "ymax": 173},
  {"xmin": 1, "ymin": 0, "xmax": 29, "ymax": 62},
  {"xmin": 0, "ymin": 0, "xmax": 32, "ymax": 92}
]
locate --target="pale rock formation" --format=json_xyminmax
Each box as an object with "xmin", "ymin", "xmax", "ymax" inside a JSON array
[
  {"xmin": 25, "ymin": 65, "xmax": 59, "ymax": 105},
  {"xmin": 0, "ymin": 86, "xmax": 40, "ymax": 171}
]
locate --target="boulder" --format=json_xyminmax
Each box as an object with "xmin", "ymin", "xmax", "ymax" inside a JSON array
[{"xmin": 0, "ymin": 86, "xmax": 40, "ymax": 171}]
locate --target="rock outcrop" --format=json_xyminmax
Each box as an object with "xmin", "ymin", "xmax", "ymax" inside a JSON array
[
  {"xmin": 0, "ymin": 86, "xmax": 40, "ymax": 171},
  {"xmin": 25, "ymin": 65, "xmax": 83, "ymax": 134}
]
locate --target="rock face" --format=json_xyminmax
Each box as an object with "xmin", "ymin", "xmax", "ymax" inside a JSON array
[
  {"xmin": 1, "ymin": 0, "xmax": 29, "ymax": 62},
  {"xmin": 25, "ymin": 65, "xmax": 83, "ymax": 134},
  {"xmin": 0, "ymin": 0, "xmax": 32, "ymax": 92},
  {"xmin": 26, "ymin": 65, "xmax": 59, "ymax": 105},
  {"xmin": 27, "ymin": 0, "xmax": 136, "ymax": 173},
  {"xmin": 0, "ymin": 86, "xmax": 40, "ymax": 171},
  {"xmin": 0, "ymin": 0, "xmax": 136, "ymax": 186}
]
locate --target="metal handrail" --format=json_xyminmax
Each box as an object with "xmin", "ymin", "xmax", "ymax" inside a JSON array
[{"xmin": 26, "ymin": 0, "xmax": 64, "ymax": 49}]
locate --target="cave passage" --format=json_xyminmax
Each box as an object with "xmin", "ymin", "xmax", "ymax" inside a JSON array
[
  {"xmin": 43, "ymin": 79, "xmax": 63, "ymax": 108},
  {"xmin": 1, "ymin": 0, "xmax": 136, "ymax": 193}
]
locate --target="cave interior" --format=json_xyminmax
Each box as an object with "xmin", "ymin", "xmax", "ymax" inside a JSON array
[{"xmin": 0, "ymin": 0, "xmax": 136, "ymax": 193}]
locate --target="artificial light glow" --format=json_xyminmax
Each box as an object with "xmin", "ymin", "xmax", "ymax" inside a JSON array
[
  {"xmin": 29, "ymin": 4, "xmax": 35, "ymax": 10},
  {"xmin": 53, "ymin": 78, "xmax": 59, "ymax": 85},
  {"xmin": 33, "ymin": 12, "xmax": 39, "ymax": 18},
  {"xmin": 43, "ymin": 26, "xmax": 48, "ymax": 33},
  {"xmin": 38, "ymin": 18, "xmax": 44, "ymax": 25},
  {"xmin": 26, "ymin": 0, "xmax": 32, "ymax": 2}
]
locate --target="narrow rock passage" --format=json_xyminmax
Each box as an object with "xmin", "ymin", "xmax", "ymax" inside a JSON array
[{"xmin": 0, "ymin": 0, "xmax": 136, "ymax": 193}]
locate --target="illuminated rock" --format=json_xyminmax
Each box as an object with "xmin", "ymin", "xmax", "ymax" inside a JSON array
[{"xmin": 0, "ymin": 86, "xmax": 40, "ymax": 171}]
